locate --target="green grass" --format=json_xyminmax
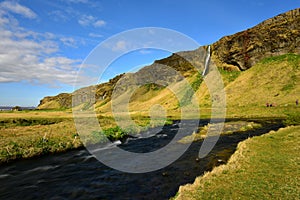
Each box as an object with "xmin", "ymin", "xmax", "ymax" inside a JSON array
[
  {"xmin": 283, "ymin": 112, "xmax": 300, "ymax": 126},
  {"xmin": 175, "ymin": 126, "xmax": 300, "ymax": 199},
  {"xmin": 0, "ymin": 119, "xmax": 80, "ymax": 163},
  {"xmin": 95, "ymin": 53, "xmax": 298, "ymax": 121},
  {"xmin": 260, "ymin": 53, "xmax": 300, "ymax": 67},
  {"xmin": 219, "ymin": 68, "xmax": 241, "ymax": 85},
  {"xmin": 0, "ymin": 118, "xmax": 64, "ymax": 128},
  {"xmin": 224, "ymin": 53, "xmax": 299, "ymax": 110},
  {"xmin": 181, "ymin": 72, "xmax": 203, "ymax": 106},
  {"xmin": 0, "ymin": 110, "xmax": 174, "ymax": 163}
]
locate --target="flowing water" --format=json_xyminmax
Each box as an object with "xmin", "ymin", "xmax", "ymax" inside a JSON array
[
  {"xmin": 0, "ymin": 119, "xmax": 283, "ymax": 200},
  {"xmin": 202, "ymin": 45, "xmax": 211, "ymax": 76}
]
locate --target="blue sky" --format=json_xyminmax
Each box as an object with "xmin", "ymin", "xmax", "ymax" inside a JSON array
[{"xmin": 0, "ymin": 0, "xmax": 299, "ymax": 106}]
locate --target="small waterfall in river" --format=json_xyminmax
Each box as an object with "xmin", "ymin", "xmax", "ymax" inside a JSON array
[{"xmin": 202, "ymin": 45, "xmax": 211, "ymax": 76}]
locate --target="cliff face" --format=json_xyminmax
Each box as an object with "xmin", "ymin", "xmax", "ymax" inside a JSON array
[
  {"xmin": 38, "ymin": 93, "xmax": 72, "ymax": 109},
  {"xmin": 38, "ymin": 8, "xmax": 300, "ymax": 109},
  {"xmin": 211, "ymin": 8, "xmax": 300, "ymax": 71},
  {"xmin": 38, "ymin": 74, "xmax": 124, "ymax": 109}
]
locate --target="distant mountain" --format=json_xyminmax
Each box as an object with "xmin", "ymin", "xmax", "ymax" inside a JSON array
[
  {"xmin": 0, "ymin": 106, "xmax": 13, "ymax": 110},
  {"xmin": 38, "ymin": 8, "xmax": 300, "ymax": 110},
  {"xmin": 0, "ymin": 106, "xmax": 36, "ymax": 110}
]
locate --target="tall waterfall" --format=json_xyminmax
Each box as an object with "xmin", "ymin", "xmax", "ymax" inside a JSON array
[{"xmin": 202, "ymin": 45, "xmax": 211, "ymax": 76}]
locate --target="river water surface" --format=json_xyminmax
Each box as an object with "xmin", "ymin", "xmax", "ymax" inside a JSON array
[{"xmin": 0, "ymin": 119, "xmax": 283, "ymax": 200}]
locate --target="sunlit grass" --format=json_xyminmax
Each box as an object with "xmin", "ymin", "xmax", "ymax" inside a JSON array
[
  {"xmin": 0, "ymin": 110, "xmax": 175, "ymax": 163},
  {"xmin": 0, "ymin": 119, "xmax": 79, "ymax": 162},
  {"xmin": 175, "ymin": 126, "xmax": 300, "ymax": 199}
]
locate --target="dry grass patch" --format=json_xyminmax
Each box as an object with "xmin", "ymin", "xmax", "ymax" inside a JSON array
[{"xmin": 0, "ymin": 120, "xmax": 80, "ymax": 163}]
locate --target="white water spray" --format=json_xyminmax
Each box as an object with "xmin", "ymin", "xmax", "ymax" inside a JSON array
[{"xmin": 202, "ymin": 45, "xmax": 211, "ymax": 76}]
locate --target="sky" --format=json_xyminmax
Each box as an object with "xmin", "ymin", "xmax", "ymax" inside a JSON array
[{"xmin": 0, "ymin": 0, "xmax": 299, "ymax": 107}]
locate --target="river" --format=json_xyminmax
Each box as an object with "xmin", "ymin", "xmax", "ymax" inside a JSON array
[{"xmin": 0, "ymin": 119, "xmax": 283, "ymax": 200}]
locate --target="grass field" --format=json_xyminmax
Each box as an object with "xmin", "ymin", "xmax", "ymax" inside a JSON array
[
  {"xmin": 1, "ymin": 104, "xmax": 298, "ymax": 164},
  {"xmin": 0, "ymin": 110, "xmax": 78, "ymax": 162},
  {"xmin": 0, "ymin": 109, "xmax": 171, "ymax": 163},
  {"xmin": 175, "ymin": 125, "xmax": 300, "ymax": 199}
]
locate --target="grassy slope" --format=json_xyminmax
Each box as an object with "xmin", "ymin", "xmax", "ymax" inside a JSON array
[
  {"xmin": 225, "ymin": 53, "xmax": 300, "ymax": 117},
  {"xmin": 97, "ymin": 53, "xmax": 299, "ymax": 119},
  {"xmin": 96, "ymin": 73, "xmax": 200, "ymax": 118},
  {"xmin": 175, "ymin": 125, "xmax": 300, "ymax": 199},
  {"xmin": 37, "ymin": 100, "xmax": 61, "ymax": 110}
]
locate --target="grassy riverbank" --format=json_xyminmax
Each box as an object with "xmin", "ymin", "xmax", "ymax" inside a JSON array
[
  {"xmin": 0, "ymin": 110, "xmax": 171, "ymax": 163},
  {"xmin": 175, "ymin": 125, "xmax": 300, "ymax": 199},
  {"xmin": 0, "ymin": 110, "xmax": 77, "ymax": 163},
  {"xmin": 0, "ymin": 104, "xmax": 298, "ymax": 164}
]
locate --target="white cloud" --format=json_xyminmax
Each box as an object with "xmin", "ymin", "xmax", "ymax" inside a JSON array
[
  {"xmin": 112, "ymin": 41, "xmax": 127, "ymax": 52},
  {"xmin": 60, "ymin": 37, "xmax": 77, "ymax": 47},
  {"xmin": 66, "ymin": 0, "xmax": 89, "ymax": 4},
  {"xmin": 139, "ymin": 49, "xmax": 153, "ymax": 54},
  {"xmin": 93, "ymin": 19, "xmax": 106, "ymax": 27},
  {"xmin": 78, "ymin": 14, "xmax": 106, "ymax": 28},
  {"xmin": 0, "ymin": 14, "xmax": 9, "ymax": 25},
  {"xmin": 88, "ymin": 33, "xmax": 103, "ymax": 38},
  {"xmin": 64, "ymin": 0, "xmax": 102, "ymax": 9},
  {"xmin": 78, "ymin": 15, "xmax": 95, "ymax": 26},
  {"xmin": 0, "ymin": 1, "xmax": 37, "ymax": 19},
  {"xmin": 0, "ymin": 9, "xmax": 94, "ymax": 87}
]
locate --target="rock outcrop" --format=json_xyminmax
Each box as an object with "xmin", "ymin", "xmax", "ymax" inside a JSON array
[
  {"xmin": 211, "ymin": 8, "xmax": 300, "ymax": 71},
  {"xmin": 38, "ymin": 74, "xmax": 124, "ymax": 109}
]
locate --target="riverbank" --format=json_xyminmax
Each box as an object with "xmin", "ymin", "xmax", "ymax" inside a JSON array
[
  {"xmin": 0, "ymin": 118, "xmax": 285, "ymax": 199},
  {"xmin": 0, "ymin": 107, "xmax": 297, "ymax": 164},
  {"xmin": 0, "ymin": 116, "xmax": 81, "ymax": 163},
  {"xmin": 174, "ymin": 125, "xmax": 300, "ymax": 199},
  {"xmin": 0, "ymin": 110, "xmax": 171, "ymax": 164}
]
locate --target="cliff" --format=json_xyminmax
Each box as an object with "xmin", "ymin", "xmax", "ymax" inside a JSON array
[{"xmin": 211, "ymin": 8, "xmax": 300, "ymax": 70}]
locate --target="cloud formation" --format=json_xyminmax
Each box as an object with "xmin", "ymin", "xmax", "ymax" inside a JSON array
[
  {"xmin": 0, "ymin": 2, "xmax": 94, "ymax": 87},
  {"xmin": 60, "ymin": 37, "xmax": 77, "ymax": 47},
  {"xmin": 112, "ymin": 41, "xmax": 128, "ymax": 52},
  {"xmin": 48, "ymin": 10, "xmax": 69, "ymax": 22},
  {"xmin": 78, "ymin": 14, "xmax": 106, "ymax": 27},
  {"xmin": 94, "ymin": 19, "xmax": 106, "ymax": 27},
  {"xmin": 0, "ymin": 1, "xmax": 37, "ymax": 19},
  {"xmin": 88, "ymin": 33, "xmax": 103, "ymax": 38}
]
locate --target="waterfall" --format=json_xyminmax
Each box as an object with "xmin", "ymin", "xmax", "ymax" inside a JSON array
[{"xmin": 202, "ymin": 45, "xmax": 211, "ymax": 76}]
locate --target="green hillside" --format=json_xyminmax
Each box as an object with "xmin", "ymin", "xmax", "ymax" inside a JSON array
[
  {"xmin": 226, "ymin": 53, "xmax": 299, "ymax": 107},
  {"xmin": 224, "ymin": 53, "xmax": 300, "ymax": 118},
  {"xmin": 94, "ymin": 53, "xmax": 299, "ymax": 119}
]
